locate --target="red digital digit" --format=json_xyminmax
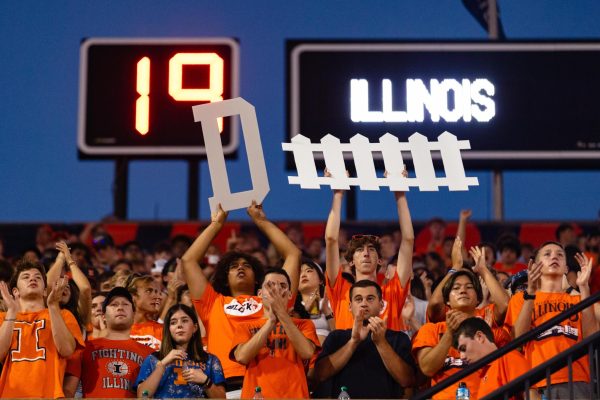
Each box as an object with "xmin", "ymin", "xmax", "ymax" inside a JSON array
[
  {"xmin": 169, "ymin": 53, "xmax": 225, "ymax": 132},
  {"xmin": 135, "ymin": 57, "xmax": 151, "ymax": 135}
]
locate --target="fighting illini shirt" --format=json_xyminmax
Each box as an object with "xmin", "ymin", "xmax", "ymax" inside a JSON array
[
  {"xmin": 192, "ymin": 283, "xmax": 264, "ymax": 379},
  {"xmin": 412, "ymin": 320, "xmax": 511, "ymax": 400},
  {"xmin": 326, "ymin": 268, "xmax": 410, "ymax": 331},
  {"xmin": 0, "ymin": 309, "xmax": 85, "ymax": 398},
  {"xmin": 67, "ymin": 338, "xmax": 153, "ymax": 398},
  {"xmin": 504, "ymin": 291, "xmax": 589, "ymax": 387}
]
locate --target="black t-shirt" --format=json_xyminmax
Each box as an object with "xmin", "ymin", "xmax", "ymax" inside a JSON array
[{"xmin": 314, "ymin": 329, "xmax": 416, "ymax": 399}]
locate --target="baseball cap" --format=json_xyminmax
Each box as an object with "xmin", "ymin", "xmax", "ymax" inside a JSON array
[
  {"xmin": 102, "ymin": 286, "xmax": 134, "ymax": 312},
  {"xmin": 504, "ymin": 269, "xmax": 528, "ymax": 293},
  {"xmin": 93, "ymin": 234, "xmax": 115, "ymax": 250}
]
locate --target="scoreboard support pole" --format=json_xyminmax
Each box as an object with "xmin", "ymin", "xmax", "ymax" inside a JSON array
[
  {"xmin": 187, "ymin": 159, "xmax": 200, "ymax": 220},
  {"xmin": 113, "ymin": 158, "xmax": 129, "ymax": 219},
  {"xmin": 492, "ymin": 170, "xmax": 504, "ymax": 221}
]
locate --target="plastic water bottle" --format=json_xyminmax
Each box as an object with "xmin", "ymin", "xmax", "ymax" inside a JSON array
[
  {"xmin": 338, "ymin": 386, "xmax": 350, "ymax": 400},
  {"xmin": 253, "ymin": 386, "xmax": 264, "ymax": 399},
  {"xmin": 456, "ymin": 382, "xmax": 470, "ymax": 400}
]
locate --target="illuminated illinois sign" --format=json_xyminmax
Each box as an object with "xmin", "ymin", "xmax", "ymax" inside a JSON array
[
  {"xmin": 350, "ymin": 78, "xmax": 495, "ymax": 123},
  {"xmin": 288, "ymin": 41, "xmax": 600, "ymax": 168},
  {"xmin": 78, "ymin": 38, "xmax": 239, "ymax": 157}
]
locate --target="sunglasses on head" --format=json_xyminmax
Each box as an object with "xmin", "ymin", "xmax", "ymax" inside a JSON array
[{"xmin": 351, "ymin": 234, "xmax": 380, "ymax": 242}]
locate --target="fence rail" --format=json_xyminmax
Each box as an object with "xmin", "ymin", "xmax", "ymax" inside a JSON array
[
  {"xmin": 283, "ymin": 132, "xmax": 479, "ymax": 191},
  {"xmin": 482, "ymin": 330, "xmax": 600, "ymax": 400}
]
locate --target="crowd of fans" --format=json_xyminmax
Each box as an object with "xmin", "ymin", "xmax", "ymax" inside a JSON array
[{"xmin": 0, "ymin": 189, "xmax": 598, "ymax": 399}]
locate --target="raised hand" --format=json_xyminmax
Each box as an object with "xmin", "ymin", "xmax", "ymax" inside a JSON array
[
  {"xmin": 401, "ymin": 294, "xmax": 415, "ymax": 322},
  {"xmin": 460, "ymin": 209, "xmax": 472, "ymax": 220},
  {"xmin": 0, "ymin": 281, "xmax": 20, "ymax": 316},
  {"xmin": 47, "ymin": 277, "xmax": 69, "ymax": 307},
  {"xmin": 247, "ymin": 200, "xmax": 266, "ymax": 221},
  {"xmin": 210, "ymin": 203, "xmax": 228, "ymax": 225},
  {"xmin": 526, "ymin": 259, "xmax": 543, "ymax": 295},
  {"xmin": 367, "ymin": 316, "xmax": 387, "ymax": 344},
  {"xmin": 266, "ymin": 284, "xmax": 288, "ymax": 319},
  {"xmin": 167, "ymin": 278, "xmax": 186, "ymax": 299},
  {"xmin": 303, "ymin": 289, "xmax": 320, "ymax": 312},
  {"xmin": 260, "ymin": 285, "xmax": 278, "ymax": 323},
  {"xmin": 419, "ymin": 271, "xmax": 433, "ymax": 290},
  {"xmin": 351, "ymin": 309, "xmax": 370, "ymax": 343},
  {"xmin": 95, "ymin": 312, "xmax": 107, "ymax": 331},
  {"xmin": 385, "ymin": 165, "xmax": 409, "ymax": 199},
  {"xmin": 446, "ymin": 309, "xmax": 469, "ymax": 335},
  {"xmin": 574, "ymin": 253, "xmax": 592, "ymax": 288},
  {"xmin": 324, "ymin": 168, "xmax": 349, "ymax": 195},
  {"xmin": 321, "ymin": 291, "xmax": 332, "ymax": 316},
  {"xmin": 56, "ymin": 241, "xmax": 74, "ymax": 264},
  {"xmin": 469, "ymin": 246, "xmax": 485, "ymax": 274}
]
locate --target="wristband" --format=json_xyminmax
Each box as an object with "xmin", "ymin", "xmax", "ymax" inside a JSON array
[
  {"xmin": 202, "ymin": 377, "xmax": 212, "ymax": 388},
  {"xmin": 4, "ymin": 318, "xmax": 16, "ymax": 322},
  {"xmin": 325, "ymin": 313, "xmax": 334, "ymax": 320},
  {"xmin": 523, "ymin": 292, "xmax": 536, "ymax": 300},
  {"xmin": 67, "ymin": 261, "xmax": 77, "ymax": 268},
  {"xmin": 447, "ymin": 269, "xmax": 457, "ymax": 275}
]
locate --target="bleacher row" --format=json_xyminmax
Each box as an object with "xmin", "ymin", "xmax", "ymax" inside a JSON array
[{"xmin": 1, "ymin": 220, "xmax": 597, "ymax": 257}]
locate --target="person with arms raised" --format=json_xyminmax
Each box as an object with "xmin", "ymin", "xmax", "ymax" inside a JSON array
[
  {"xmin": 325, "ymin": 168, "xmax": 414, "ymax": 331},
  {"xmin": 182, "ymin": 201, "xmax": 301, "ymax": 398}
]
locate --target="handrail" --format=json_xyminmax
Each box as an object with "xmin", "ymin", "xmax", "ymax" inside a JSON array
[
  {"xmin": 481, "ymin": 329, "xmax": 600, "ymax": 400},
  {"xmin": 411, "ymin": 290, "xmax": 600, "ymax": 400}
]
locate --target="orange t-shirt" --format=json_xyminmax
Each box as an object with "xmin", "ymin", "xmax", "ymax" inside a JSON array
[
  {"xmin": 130, "ymin": 320, "xmax": 163, "ymax": 351},
  {"xmin": 231, "ymin": 318, "xmax": 320, "ymax": 399},
  {"xmin": 412, "ymin": 320, "xmax": 510, "ymax": 400},
  {"xmin": 476, "ymin": 350, "xmax": 529, "ymax": 399},
  {"xmin": 326, "ymin": 268, "xmax": 410, "ymax": 331},
  {"xmin": 504, "ymin": 291, "xmax": 589, "ymax": 387},
  {"xmin": 67, "ymin": 338, "xmax": 153, "ymax": 398},
  {"xmin": 192, "ymin": 283, "xmax": 264, "ymax": 379},
  {"xmin": 0, "ymin": 309, "xmax": 85, "ymax": 398}
]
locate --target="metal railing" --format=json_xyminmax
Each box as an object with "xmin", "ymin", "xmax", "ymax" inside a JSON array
[
  {"xmin": 411, "ymin": 290, "xmax": 600, "ymax": 400},
  {"xmin": 482, "ymin": 329, "xmax": 600, "ymax": 400}
]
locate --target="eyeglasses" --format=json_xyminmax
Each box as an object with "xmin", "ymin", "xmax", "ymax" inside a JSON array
[{"xmin": 351, "ymin": 234, "xmax": 380, "ymax": 243}]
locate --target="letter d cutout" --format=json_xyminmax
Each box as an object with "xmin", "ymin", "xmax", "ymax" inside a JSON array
[{"xmin": 192, "ymin": 98, "xmax": 270, "ymax": 213}]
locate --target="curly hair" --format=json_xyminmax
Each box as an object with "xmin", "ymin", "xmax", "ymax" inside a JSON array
[{"xmin": 211, "ymin": 251, "xmax": 264, "ymax": 296}]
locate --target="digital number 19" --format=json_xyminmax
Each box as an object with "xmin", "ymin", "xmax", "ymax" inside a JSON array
[{"xmin": 135, "ymin": 53, "xmax": 224, "ymax": 135}]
